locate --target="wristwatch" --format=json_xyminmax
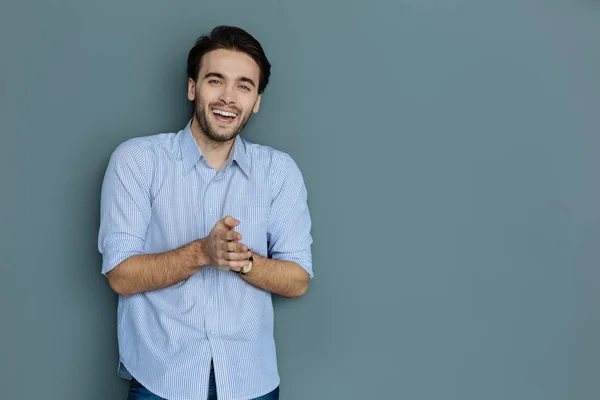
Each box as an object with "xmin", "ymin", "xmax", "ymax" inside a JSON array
[{"xmin": 235, "ymin": 254, "xmax": 253, "ymax": 275}]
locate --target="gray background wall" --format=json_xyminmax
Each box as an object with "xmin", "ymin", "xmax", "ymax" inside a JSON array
[{"xmin": 0, "ymin": 0, "xmax": 598, "ymax": 399}]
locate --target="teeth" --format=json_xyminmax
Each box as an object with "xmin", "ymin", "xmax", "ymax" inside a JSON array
[{"xmin": 213, "ymin": 109, "xmax": 237, "ymax": 118}]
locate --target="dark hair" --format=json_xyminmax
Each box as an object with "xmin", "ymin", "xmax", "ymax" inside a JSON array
[{"xmin": 187, "ymin": 26, "xmax": 271, "ymax": 94}]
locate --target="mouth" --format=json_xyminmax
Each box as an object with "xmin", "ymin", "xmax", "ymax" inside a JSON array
[{"xmin": 211, "ymin": 108, "xmax": 238, "ymax": 125}]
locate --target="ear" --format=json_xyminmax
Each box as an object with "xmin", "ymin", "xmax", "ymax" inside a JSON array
[
  {"xmin": 252, "ymin": 93, "xmax": 262, "ymax": 114},
  {"xmin": 187, "ymin": 78, "xmax": 196, "ymax": 101}
]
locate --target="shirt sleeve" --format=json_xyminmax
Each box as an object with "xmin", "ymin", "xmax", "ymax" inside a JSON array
[
  {"xmin": 97, "ymin": 140, "xmax": 152, "ymax": 275},
  {"xmin": 267, "ymin": 153, "xmax": 314, "ymax": 278}
]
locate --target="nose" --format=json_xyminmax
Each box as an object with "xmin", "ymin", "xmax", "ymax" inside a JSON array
[{"xmin": 218, "ymin": 83, "xmax": 236, "ymax": 104}]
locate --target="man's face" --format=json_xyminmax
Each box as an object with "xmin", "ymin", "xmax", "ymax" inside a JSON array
[{"xmin": 188, "ymin": 48, "xmax": 262, "ymax": 142}]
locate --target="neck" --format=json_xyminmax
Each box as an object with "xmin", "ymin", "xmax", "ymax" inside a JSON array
[{"xmin": 190, "ymin": 116, "xmax": 235, "ymax": 172}]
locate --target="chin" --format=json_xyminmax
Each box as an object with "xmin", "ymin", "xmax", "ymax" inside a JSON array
[{"xmin": 209, "ymin": 129, "xmax": 239, "ymax": 142}]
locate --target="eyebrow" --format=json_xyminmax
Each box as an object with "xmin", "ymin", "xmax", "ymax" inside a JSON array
[{"xmin": 204, "ymin": 72, "xmax": 256, "ymax": 88}]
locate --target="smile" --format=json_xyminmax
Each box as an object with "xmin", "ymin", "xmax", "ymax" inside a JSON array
[{"xmin": 212, "ymin": 109, "xmax": 238, "ymax": 118}]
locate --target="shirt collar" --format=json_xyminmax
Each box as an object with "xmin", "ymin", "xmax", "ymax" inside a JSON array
[
  {"xmin": 180, "ymin": 120, "xmax": 251, "ymax": 178},
  {"xmin": 230, "ymin": 134, "xmax": 251, "ymax": 179},
  {"xmin": 180, "ymin": 120, "xmax": 202, "ymax": 175}
]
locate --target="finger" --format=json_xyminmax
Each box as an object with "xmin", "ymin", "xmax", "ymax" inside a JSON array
[
  {"xmin": 214, "ymin": 258, "xmax": 248, "ymax": 270},
  {"xmin": 228, "ymin": 260, "xmax": 252, "ymax": 270},
  {"xmin": 225, "ymin": 251, "xmax": 252, "ymax": 261},
  {"xmin": 222, "ymin": 216, "xmax": 240, "ymax": 229},
  {"xmin": 220, "ymin": 230, "xmax": 242, "ymax": 242},
  {"xmin": 224, "ymin": 241, "xmax": 248, "ymax": 252}
]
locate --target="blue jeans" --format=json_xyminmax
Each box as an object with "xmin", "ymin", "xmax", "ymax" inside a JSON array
[{"xmin": 127, "ymin": 363, "xmax": 280, "ymax": 400}]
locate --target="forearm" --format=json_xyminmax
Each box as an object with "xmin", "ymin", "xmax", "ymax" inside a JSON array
[
  {"xmin": 241, "ymin": 253, "xmax": 310, "ymax": 298},
  {"xmin": 106, "ymin": 240, "xmax": 206, "ymax": 297}
]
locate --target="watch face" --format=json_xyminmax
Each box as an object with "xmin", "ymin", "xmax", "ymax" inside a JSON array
[{"xmin": 243, "ymin": 261, "xmax": 252, "ymax": 273}]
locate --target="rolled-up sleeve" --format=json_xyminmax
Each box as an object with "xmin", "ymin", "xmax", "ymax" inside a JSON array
[
  {"xmin": 267, "ymin": 154, "xmax": 313, "ymax": 278},
  {"xmin": 98, "ymin": 140, "xmax": 152, "ymax": 275}
]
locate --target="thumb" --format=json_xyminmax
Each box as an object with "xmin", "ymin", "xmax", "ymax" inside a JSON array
[{"xmin": 221, "ymin": 215, "xmax": 240, "ymax": 229}]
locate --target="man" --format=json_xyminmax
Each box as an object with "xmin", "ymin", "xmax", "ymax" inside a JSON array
[{"xmin": 98, "ymin": 26, "xmax": 313, "ymax": 400}]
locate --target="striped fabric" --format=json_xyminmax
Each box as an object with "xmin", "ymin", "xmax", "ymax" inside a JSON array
[{"xmin": 97, "ymin": 120, "xmax": 313, "ymax": 400}]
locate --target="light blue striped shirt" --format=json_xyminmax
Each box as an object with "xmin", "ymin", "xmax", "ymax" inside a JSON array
[{"xmin": 98, "ymin": 121, "xmax": 313, "ymax": 400}]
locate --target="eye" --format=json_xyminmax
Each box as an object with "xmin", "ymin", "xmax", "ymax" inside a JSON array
[
  {"xmin": 239, "ymin": 84, "xmax": 251, "ymax": 91},
  {"xmin": 209, "ymin": 79, "xmax": 222, "ymax": 85}
]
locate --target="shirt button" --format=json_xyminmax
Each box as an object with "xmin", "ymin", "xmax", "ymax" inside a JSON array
[{"xmin": 209, "ymin": 208, "xmax": 213, "ymax": 215}]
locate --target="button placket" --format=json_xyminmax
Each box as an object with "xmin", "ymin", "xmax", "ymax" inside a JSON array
[
  {"xmin": 203, "ymin": 171, "xmax": 222, "ymax": 339},
  {"xmin": 199, "ymin": 166, "xmax": 218, "ymax": 337}
]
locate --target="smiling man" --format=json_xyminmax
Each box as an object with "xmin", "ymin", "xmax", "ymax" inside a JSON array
[{"xmin": 98, "ymin": 26, "xmax": 313, "ymax": 400}]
